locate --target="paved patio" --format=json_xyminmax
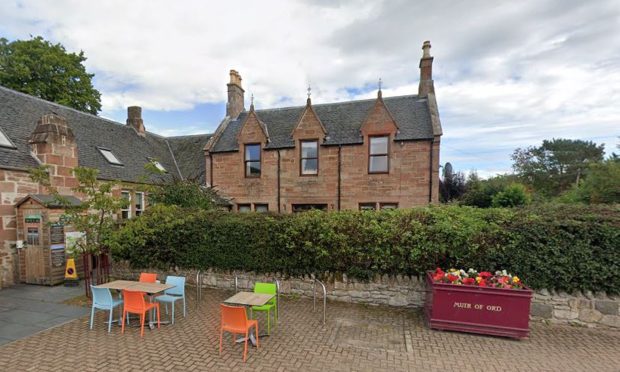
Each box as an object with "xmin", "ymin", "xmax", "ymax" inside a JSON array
[
  {"xmin": 0, "ymin": 287, "xmax": 618, "ymax": 371},
  {"xmin": 0, "ymin": 283, "xmax": 88, "ymax": 345}
]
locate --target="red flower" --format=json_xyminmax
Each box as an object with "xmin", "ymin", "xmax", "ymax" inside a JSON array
[
  {"xmin": 479, "ymin": 271, "xmax": 492, "ymax": 279},
  {"xmin": 447, "ymin": 274, "xmax": 459, "ymax": 282},
  {"xmin": 478, "ymin": 279, "xmax": 487, "ymax": 287},
  {"xmin": 498, "ymin": 276, "xmax": 509, "ymax": 284},
  {"xmin": 462, "ymin": 277, "xmax": 475, "ymax": 285},
  {"xmin": 432, "ymin": 268, "xmax": 445, "ymax": 282}
]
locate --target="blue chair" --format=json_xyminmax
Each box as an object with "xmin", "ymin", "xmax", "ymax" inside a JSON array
[
  {"xmin": 155, "ymin": 276, "xmax": 186, "ymax": 324},
  {"xmin": 90, "ymin": 285, "xmax": 124, "ymax": 333}
]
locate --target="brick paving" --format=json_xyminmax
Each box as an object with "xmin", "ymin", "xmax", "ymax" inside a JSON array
[{"xmin": 0, "ymin": 287, "xmax": 618, "ymax": 371}]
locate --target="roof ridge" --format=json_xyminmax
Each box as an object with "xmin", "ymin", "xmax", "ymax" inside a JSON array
[
  {"xmin": 254, "ymin": 93, "xmax": 420, "ymax": 113},
  {"xmin": 167, "ymin": 133, "xmax": 213, "ymax": 139},
  {"xmin": 0, "ymin": 85, "xmax": 176, "ymax": 141}
]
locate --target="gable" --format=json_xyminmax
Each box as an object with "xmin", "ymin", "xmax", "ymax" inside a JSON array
[
  {"xmin": 236, "ymin": 109, "xmax": 269, "ymax": 144},
  {"xmin": 360, "ymin": 98, "xmax": 399, "ymax": 136},
  {"xmin": 291, "ymin": 103, "xmax": 326, "ymax": 139}
]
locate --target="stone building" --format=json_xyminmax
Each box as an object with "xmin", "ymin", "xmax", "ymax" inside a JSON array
[
  {"xmin": 0, "ymin": 89, "xmax": 210, "ymax": 288},
  {"xmin": 204, "ymin": 41, "xmax": 442, "ymax": 212},
  {"xmin": 0, "ymin": 40, "xmax": 442, "ymax": 288}
]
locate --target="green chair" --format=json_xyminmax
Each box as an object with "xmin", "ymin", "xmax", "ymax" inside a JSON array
[{"xmin": 251, "ymin": 282, "xmax": 277, "ymax": 334}]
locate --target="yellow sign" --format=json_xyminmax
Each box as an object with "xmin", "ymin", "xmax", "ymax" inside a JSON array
[{"xmin": 65, "ymin": 258, "xmax": 78, "ymax": 280}]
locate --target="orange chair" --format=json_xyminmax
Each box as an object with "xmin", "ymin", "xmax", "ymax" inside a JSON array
[
  {"xmin": 139, "ymin": 272, "xmax": 157, "ymax": 283},
  {"xmin": 121, "ymin": 290, "xmax": 160, "ymax": 337},
  {"xmin": 219, "ymin": 304, "xmax": 259, "ymax": 362}
]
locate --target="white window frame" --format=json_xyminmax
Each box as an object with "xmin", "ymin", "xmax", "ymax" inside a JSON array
[
  {"xmin": 0, "ymin": 127, "xmax": 16, "ymax": 149},
  {"xmin": 121, "ymin": 190, "xmax": 132, "ymax": 219},
  {"xmin": 98, "ymin": 147, "xmax": 123, "ymax": 165},
  {"xmin": 135, "ymin": 192, "xmax": 145, "ymax": 216}
]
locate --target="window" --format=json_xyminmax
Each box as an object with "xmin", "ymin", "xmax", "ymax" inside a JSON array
[
  {"xmin": 254, "ymin": 204, "xmax": 269, "ymax": 213},
  {"xmin": 98, "ymin": 147, "xmax": 123, "ymax": 165},
  {"xmin": 300, "ymin": 140, "xmax": 318, "ymax": 175},
  {"xmin": 292, "ymin": 204, "xmax": 328, "ymax": 213},
  {"xmin": 135, "ymin": 192, "xmax": 145, "ymax": 216},
  {"xmin": 244, "ymin": 144, "xmax": 261, "ymax": 177},
  {"xmin": 27, "ymin": 227, "xmax": 40, "ymax": 246},
  {"xmin": 238, "ymin": 204, "xmax": 251, "ymax": 212},
  {"xmin": 359, "ymin": 203, "xmax": 377, "ymax": 211},
  {"xmin": 368, "ymin": 136, "xmax": 389, "ymax": 173},
  {"xmin": 149, "ymin": 158, "xmax": 167, "ymax": 173},
  {"xmin": 380, "ymin": 203, "xmax": 398, "ymax": 210},
  {"xmin": 121, "ymin": 191, "xmax": 131, "ymax": 219},
  {"xmin": 0, "ymin": 128, "xmax": 15, "ymax": 149}
]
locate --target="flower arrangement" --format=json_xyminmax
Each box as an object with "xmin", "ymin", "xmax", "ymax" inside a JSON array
[{"xmin": 431, "ymin": 268, "xmax": 524, "ymax": 289}]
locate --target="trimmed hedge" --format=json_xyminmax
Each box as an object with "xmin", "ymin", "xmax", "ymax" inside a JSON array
[{"xmin": 109, "ymin": 204, "xmax": 620, "ymax": 294}]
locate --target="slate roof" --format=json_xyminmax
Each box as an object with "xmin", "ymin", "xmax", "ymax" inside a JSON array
[
  {"xmin": 0, "ymin": 86, "xmax": 207, "ymax": 183},
  {"xmin": 16, "ymin": 194, "xmax": 82, "ymax": 208},
  {"xmin": 167, "ymin": 133, "xmax": 212, "ymax": 184},
  {"xmin": 210, "ymin": 94, "xmax": 434, "ymax": 153}
]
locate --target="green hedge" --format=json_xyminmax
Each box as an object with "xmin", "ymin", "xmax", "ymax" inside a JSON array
[{"xmin": 109, "ymin": 204, "xmax": 620, "ymax": 294}]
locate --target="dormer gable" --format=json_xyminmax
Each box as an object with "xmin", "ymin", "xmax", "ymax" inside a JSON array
[
  {"xmin": 360, "ymin": 93, "xmax": 399, "ymax": 137},
  {"xmin": 236, "ymin": 105, "xmax": 269, "ymax": 145},
  {"xmin": 291, "ymin": 98, "xmax": 327, "ymax": 140}
]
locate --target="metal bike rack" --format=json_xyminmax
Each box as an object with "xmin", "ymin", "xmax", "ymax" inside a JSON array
[
  {"xmin": 313, "ymin": 279, "xmax": 326, "ymax": 325},
  {"xmin": 195, "ymin": 270, "xmax": 202, "ymax": 308}
]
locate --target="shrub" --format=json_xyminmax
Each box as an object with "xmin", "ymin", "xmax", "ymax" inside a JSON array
[
  {"xmin": 491, "ymin": 183, "xmax": 531, "ymax": 207},
  {"xmin": 110, "ymin": 204, "xmax": 620, "ymax": 294}
]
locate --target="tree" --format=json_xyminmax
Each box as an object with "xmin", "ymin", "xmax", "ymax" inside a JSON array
[
  {"xmin": 0, "ymin": 36, "xmax": 101, "ymax": 114},
  {"xmin": 511, "ymin": 138, "xmax": 604, "ymax": 196},
  {"xmin": 569, "ymin": 160, "xmax": 620, "ymax": 204},
  {"xmin": 30, "ymin": 166, "xmax": 128, "ymax": 255},
  {"xmin": 148, "ymin": 177, "xmax": 220, "ymax": 210},
  {"xmin": 439, "ymin": 162, "xmax": 466, "ymax": 202},
  {"xmin": 491, "ymin": 183, "xmax": 530, "ymax": 207}
]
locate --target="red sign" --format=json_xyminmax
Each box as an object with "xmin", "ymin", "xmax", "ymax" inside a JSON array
[{"xmin": 425, "ymin": 272, "xmax": 532, "ymax": 339}]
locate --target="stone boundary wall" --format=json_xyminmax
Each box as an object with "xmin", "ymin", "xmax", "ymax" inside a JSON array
[{"xmin": 111, "ymin": 262, "xmax": 619, "ymax": 329}]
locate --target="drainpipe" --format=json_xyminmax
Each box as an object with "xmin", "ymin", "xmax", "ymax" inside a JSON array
[
  {"xmin": 337, "ymin": 145, "xmax": 342, "ymax": 211},
  {"xmin": 277, "ymin": 150, "xmax": 281, "ymax": 213},
  {"xmin": 428, "ymin": 138, "xmax": 434, "ymax": 203},
  {"xmin": 208, "ymin": 153, "xmax": 214, "ymax": 187}
]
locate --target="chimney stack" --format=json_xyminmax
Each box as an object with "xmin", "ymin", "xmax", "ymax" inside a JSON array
[
  {"xmin": 227, "ymin": 69, "xmax": 245, "ymax": 119},
  {"xmin": 418, "ymin": 41, "xmax": 434, "ymax": 97},
  {"xmin": 126, "ymin": 106, "xmax": 145, "ymax": 136}
]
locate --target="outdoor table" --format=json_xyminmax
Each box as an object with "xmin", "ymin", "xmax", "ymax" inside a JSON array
[
  {"xmin": 95, "ymin": 280, "xmax": 174, "ymax": 329},
  {"xmin": 223, "ymin": 291, "xmax": 275, "ymax": 346}
]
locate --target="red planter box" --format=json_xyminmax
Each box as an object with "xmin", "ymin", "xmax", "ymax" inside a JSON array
[{"xmin": 425, "ymin": 272, "xmax": 533, "ymax": 339}]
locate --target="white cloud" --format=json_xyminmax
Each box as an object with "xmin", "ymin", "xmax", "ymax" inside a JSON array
[{"xmin": 1, "ymin": 0, "xmax": 619, "ymax": 173}]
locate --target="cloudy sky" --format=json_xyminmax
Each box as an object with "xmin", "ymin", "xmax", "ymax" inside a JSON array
[{"xmin": 1, "ymin": 0, "xmax": 619, "ymax": 177}]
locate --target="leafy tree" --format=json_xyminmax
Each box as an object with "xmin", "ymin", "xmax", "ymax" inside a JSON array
[
  {"xmin": 30, "ymin": 166, "xmax": 128, "ymax": 255},
  {"xmin": 460, "ymin": 172, "xmax": 519, "ymax": 208},
  {"xmin": 491, "ymin": 183, "xmax": 531, "ymax": 207},
  {"xmin": 562, "ymin": 160, "xmax": 620, "ymax": 204},
  {"xmin": 439, "ymin": 162, "xmax": 467, "ymax": 203},
  {"xmin": 148, "ymin": 176, "xmax": 220, "ymax": 210},
  {"xmin": 0, "ymin": 36, "xmax": 101, "ymax": 114},
  {"xmin": 512, "ymin": 138, "xmax": 604, "ymax": 196}
]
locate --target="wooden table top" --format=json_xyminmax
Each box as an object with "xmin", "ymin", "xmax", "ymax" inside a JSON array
[
  {"xmin": 95, "ymin": 280, "xmax": 174, "ymax": 294},
  {"xmin": 224, "ymin": 292, "xmax": 274, "ymax": 307}
]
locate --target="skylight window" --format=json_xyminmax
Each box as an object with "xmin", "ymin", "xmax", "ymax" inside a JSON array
[
  {"xmin": 98, "ymin": 147, "xmax": 123, "ymax": 165},
  {"xmin": 148, "ymin": 158, "xmax": 167, "ymax": 173},
  {"xmin": 0, "ymin": 128, "xmax": 15, "ymax": 149}
]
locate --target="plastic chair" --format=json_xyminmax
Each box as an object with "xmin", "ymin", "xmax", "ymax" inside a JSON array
[
  {"xmin": 139, "ymin": 272, "xmax": 157, "ymax": 283},
  {"xmin": 121, "ymin": 290, "xmax": 160, "ymax": 337},
  {"xmin": 90, "ymin": 285, "xmax": 123, "ymax": 333},
  {"xmin": 220, "ymin": 304, "xmax": 259, "ymax": 362},
  {"xmin": 251, "ymin": 282, "xmax": 277, "ymax": 334},
  {"xmin": 155, "ymin": 276, "xmax": 186, "ymax": 324}
]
